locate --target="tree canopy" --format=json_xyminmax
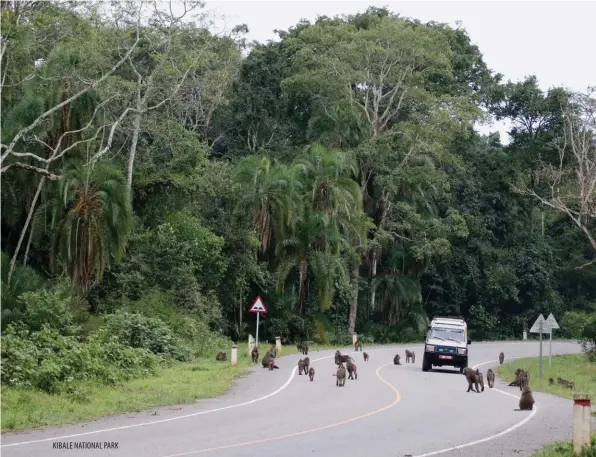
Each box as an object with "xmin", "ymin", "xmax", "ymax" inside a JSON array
[{"xmin": 1, "ymin": 2, "xmax": 595, "ymax": 351}]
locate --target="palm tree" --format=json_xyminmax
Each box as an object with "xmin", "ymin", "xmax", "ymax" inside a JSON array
[
  {"xmin": 275, "ymin": 145, "xmax": 369, "ymax": 314},
  {"xmin": 51, "ymin": 161, "xmax": 132, "ymax": 294},
  {"xmin": 234, "ymin": 155, "xmax": 301, "ymax": 254},
  {"xmin": 371, "ymin": 244, "xmax": 424, "ymax": 326}
]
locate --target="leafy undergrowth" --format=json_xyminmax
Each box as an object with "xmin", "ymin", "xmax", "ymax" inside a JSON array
[
  {"xmin": 1, "ymin": 354, "xmax": 253, "ymax": 432},
  {"xmin": 532, "ymin": 436, "xmax": 596, "ymax": 457},
  {"xmin": 496, "ymin": 354, "xmax": 596, "ymax": 400}
]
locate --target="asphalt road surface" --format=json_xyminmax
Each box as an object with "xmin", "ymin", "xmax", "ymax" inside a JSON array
[{"xmin": 1, "ymin": 341, "xmax": 587, "ymax": 457}]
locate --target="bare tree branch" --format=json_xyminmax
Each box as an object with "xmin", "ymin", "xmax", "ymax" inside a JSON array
[
  {"xmin": 514, "ymin": 89, "xmax": 596, "ymax": 266},
  {"xmin": 0, "ymin": 162, "xmax": 61, "ymax": 180},
  {"xmin": 0, "ymin": 22, "xmax": 141, "ymax": 168}
]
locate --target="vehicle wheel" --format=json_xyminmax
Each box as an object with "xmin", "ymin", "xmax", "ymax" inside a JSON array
[{"xmin": 422, "ymin": 354, "xmax": 431, "ymax": 372}]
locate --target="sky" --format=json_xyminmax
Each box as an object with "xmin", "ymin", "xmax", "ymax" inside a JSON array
[{"xmin": 203, "ymin": 0, "xmax": 596, "ymax": 143}]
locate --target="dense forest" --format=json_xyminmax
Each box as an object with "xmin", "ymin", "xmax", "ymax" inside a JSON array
[{"xmin": 1, "ymin": 1, "xmax": 595, "ymax": 393}]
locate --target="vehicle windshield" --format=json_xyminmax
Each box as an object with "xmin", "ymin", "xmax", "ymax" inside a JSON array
[{"xmin": 430, "ymin": 327, "xmax": 465, "ymax": 343}]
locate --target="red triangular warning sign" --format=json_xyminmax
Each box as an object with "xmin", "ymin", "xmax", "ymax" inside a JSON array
[{"xmin": 248, "ymin": 296, "xmax": 267, "ymax": 313}]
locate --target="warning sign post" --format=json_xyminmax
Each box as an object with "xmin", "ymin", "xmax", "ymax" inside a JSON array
[{"xmin": 248, "ymin": 296, "xmax": 267, "ymax": 347}]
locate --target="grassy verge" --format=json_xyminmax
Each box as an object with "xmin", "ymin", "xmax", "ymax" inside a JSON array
[
  {"xmin": 495, "ymin": 354, "xmax": 596, "ymax": 401},
  {"xmin": 531, "ymin": 435, "xmax": 596, "ymax": 457},
  {"xmin": 1, "ymin": 353, "xmax": 253, "ymax": 432}
]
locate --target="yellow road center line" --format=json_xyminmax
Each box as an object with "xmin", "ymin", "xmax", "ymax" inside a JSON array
[{"xmin": 160, "ymin": 362, "xmax": 402, "ymax": 457}]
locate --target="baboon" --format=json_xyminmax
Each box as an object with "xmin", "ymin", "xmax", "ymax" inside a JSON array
[
  {"xmin": 548, "ymin": 377, "xmax": 554, "ymax": 386},
  {"xmin": 508, "ymin": 368, "xmax": 526, "ymax": 387},
  {"xmin": 309, "ymin": 367, "xmax": 315, "ymax": 381},
  {"xmin": 303, "ymin": 357, "xmax": 310, "ymax": 374},
  {"xmin": 298, "ymin": 359, "xmax": 305, "ymax": 375},
  {"xmin": 363, "ymin": 352, "xmax": 369, "ymax": 362},
  {"xmin": 499, "ymin": 352, "xmax": 504, "ymax": 364},
  {"xmin": 354, "ymin": 340, "xmax": 362, "ymax": 351},
  {"xmin": 251, "ymin": 346, "xmax": 259, "ymax": 363},
  {"xmin": 518, "ymin": 372, "xmax": 529, "ymax": 391},
  {"xmin": 465, "ymin": 368, "xmax": 484, "ymax": 393},
  {"xmin": 336, "ymin": 365, "xmax": 346, "ymax": 387},
  {"xmin": 405, "ymin": 350, "xmax": 415, "ymax": 363},
  {"xmin": 262, "ymin": 350, "xmax": 278, "ymax": 369},
  {"xmin": 296, "ymin": 342, "xmax": 303, "ymax": 353},
  {"xmin": 334, "ymin": 350, "xmax": 342, "ymax": 365},
  {"xmin": 518, "ymin": 386, "xmax": 535, "ymax": 411},
  {"xmin": 301, "ymin": 343, "xmax": 309, "ymax": 355},
  {"xmin": 486, "ymin": 369, "xmax": 495, "ymax": 388},
  {"xmin": 340, "ymin": 354, "xmax": 353, "ymax": 364},
  {"xmin": 557, "ymin": 377, "xmax": 575, "ymax": 389},
  {"xmin": 216, "ymin": 351, "xmax": 227, "ymax": 361},
  {"xmin": 347, "ymin": 362, "xmax": 358, "ymax": 380},
  {"xmin": 393, "ymin": 354, "xmax": 401, "ymax": 365},
  {"xmin": 476, "ymin": 371, "xmax": 485, "ymax": 392}
]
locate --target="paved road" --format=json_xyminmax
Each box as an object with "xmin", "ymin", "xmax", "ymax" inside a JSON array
[{"xmin": 1, "ymin": 341, "xmax": 586, "ymax": 457}]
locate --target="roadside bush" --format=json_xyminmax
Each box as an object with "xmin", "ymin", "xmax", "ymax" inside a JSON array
[
  {"xmin": 18, "ymin": 290, "xmax": 78, "ymax": 335},
  {"xmin": 1, "ymin": 251, "xmax": 46, "ymax": 331},
  {"xmin": 580, "ymin": 317, "xmax": 596, "ymax": 362},
  {"xmin": 1, "ymin": 325, "xmax": 159, "ymax": 393},
  {"xmin": 561, "ymin": 310, "xmax": 592, "ymax": 339},
  {"xmin": 99, "ymin": 311, "xmax": 191, "ymax": 361}
]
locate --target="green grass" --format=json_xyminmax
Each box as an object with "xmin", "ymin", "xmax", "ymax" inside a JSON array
[
  {"xmin": 495, "ymin": 354, "xmax": 596, "ymax": 401},
  {"xmin": 1, "ymin": 353, "xmax": 254, "ymax": 432},
  {"xmin": 531, "ymin": 436, "xmax": 596, "ymax": 457}
]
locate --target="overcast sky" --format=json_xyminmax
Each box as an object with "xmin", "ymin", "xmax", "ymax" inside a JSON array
[{"xmin": 203, "ymin": 0, "xmax": 596, "ymax": 142}]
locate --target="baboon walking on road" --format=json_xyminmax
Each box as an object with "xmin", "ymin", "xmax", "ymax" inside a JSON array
[
  {"xmin": 347, "ymin": 360, "xmax": 357, "ymax": 380},
  {"xmin": 464, "ymin": 368, "xmax": 484, "ymax": 393},
  {"xmin": 309, "ymin": 367, "xmax": 315, "ymax": 381},
  {"xmin": 354, "ymin": 340, "xmax": 362, "ymax": 351},
  {"xmin": 303, "ymin": 357, "xmax": 310, "ymax": 373},
  {"xmin": 486, "ymin": 369, "xmax": 495, "ymax": 388},
  {"xmin": 336, "ymin": 365, "xmax": 346, "ymax": 387},
  {"xmin": 405, "ymin": 350, "xmax": 415, "ymax": 363},
  {"xmin": 334, "ymin": 350, "xmax": 342, "ymax": 365},
  {"xmin": 298, "ymin": 359, "xmax": 305, "ymax": 375},
  {"xmin": 363, "ymin": 352, "xmax": 369, "ymax": 362},
  {"xmin": 499, "ymin": 352, "xmax": 504, "ymax": 364}
]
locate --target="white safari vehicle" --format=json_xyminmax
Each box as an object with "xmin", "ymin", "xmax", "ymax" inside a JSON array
[{"xmin": 422, "ymin": 317, "xmax": 471, "ymax": 373}]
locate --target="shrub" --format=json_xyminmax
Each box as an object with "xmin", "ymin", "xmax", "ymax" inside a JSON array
[
  {"xmin": 99, "ymin": 311, "xmax": 191, "ymax": 361},
  {"xmin": 1, "ymin": 251, "xmax": 46, "ymax": 330},
  {"xmin": 18, "ymin": 290, "xmax": 78, "ymax": 335},
  {"xmin": 1, "ymin": 325, "xmax": 159, "ymax": 393},
  {"xmin": 561, "ymin": 310, "xmax": 592, "ymax": 339},
  {"xmin": 580, "ymin": 317, "xmax": 596, "ymax": 362}
]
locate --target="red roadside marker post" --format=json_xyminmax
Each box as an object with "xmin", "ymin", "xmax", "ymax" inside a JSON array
[{"xmin": 248, "ymin": 296, "xmax": 268, "ymax": 348}]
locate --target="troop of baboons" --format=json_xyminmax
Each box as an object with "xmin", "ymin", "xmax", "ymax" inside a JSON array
[
  {"xmin": 549, "ymin": 377, "xmax": 575, "ymax": 389},
  {"xmin": 217, "ymin": 345, "xmax": 546, "ymax": 409}
]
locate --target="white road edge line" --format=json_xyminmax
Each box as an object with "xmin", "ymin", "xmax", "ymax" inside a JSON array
[
  {"xmin": 411, "ymin": 357, "xmax": 538, "ymax": 457},
  {"xmin": 1, "ymin": 344, "xmax": 558, "ymax": 448}
]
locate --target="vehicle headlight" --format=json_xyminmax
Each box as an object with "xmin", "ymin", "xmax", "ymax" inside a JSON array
[
  {"xmin": 457, "ymin": 348, "xmax": 467, "ymax": 355},
  {"xmin": 425, "ymin": 345, "xmax": 435, "ymax": 352}
]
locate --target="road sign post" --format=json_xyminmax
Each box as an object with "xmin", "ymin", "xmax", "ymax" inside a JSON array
[
  {"xmin": 545, "ymin": 313, "xmax": 560, "ymax": 368},
  {"xmin": 530, "ymin": 314, "xmax": 548, "ymax": 378},
  {"xmin": 539, "ymin": 322, "xmax": 543, "ymax": 378},
  {"xmin": 248, "ymin": 296, "xmax": 268, "ymax": 347}
]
